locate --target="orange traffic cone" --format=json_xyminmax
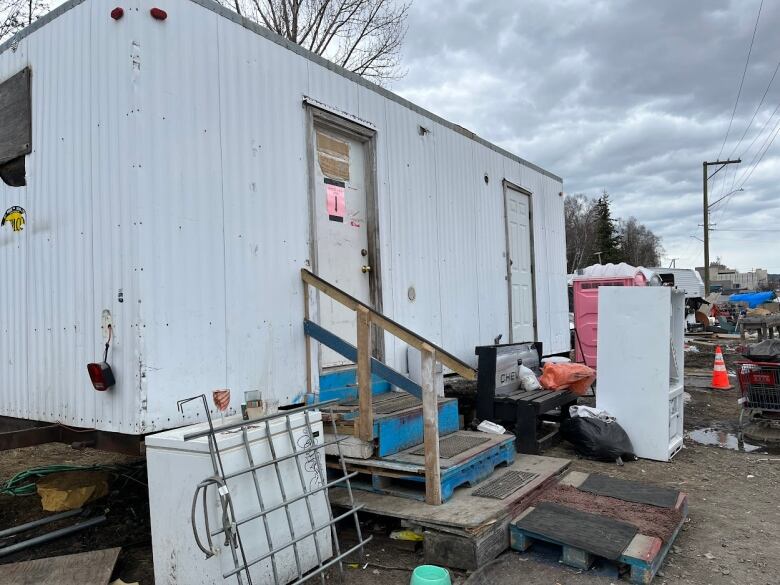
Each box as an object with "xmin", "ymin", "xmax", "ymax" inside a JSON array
[{"xmin": 711, "ymin": 346, "xmax": 733, "ymax": 390}]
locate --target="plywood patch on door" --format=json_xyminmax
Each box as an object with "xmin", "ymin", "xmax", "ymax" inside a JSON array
[{"xmin": 316, "ymin": 130, "xmax": 350, "ymax": 181}]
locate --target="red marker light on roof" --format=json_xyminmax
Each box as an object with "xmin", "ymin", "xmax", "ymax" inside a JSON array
[
  {"xmin": 110, "ymin": 7, "xmax": 124, "ymax": 20},
  {"xmin": 150, "ymin": 7, "xmax": 167, "ymax": 20}
]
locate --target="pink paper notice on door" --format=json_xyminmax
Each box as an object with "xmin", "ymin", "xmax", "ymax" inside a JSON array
[{"xmin": 326, "ymin": 183, "xmax": 345, "ymax": 222}]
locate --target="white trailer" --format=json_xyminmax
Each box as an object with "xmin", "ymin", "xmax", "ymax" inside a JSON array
[{"xmin": 0, "ymin": 0, "xmax": 568, "ymax": 434}]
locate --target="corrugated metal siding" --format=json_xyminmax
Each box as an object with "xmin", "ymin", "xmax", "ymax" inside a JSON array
[
  {"xmin": 0, "ymin": 0, "xmax": 569, "ymax": 433},
  {"xmin": 0, "ymin": 0, "xmax": 143, "ymax": 432},
  {"xmin": 653, "ymin": 268, "xmax": 705, "ymax": 298}
]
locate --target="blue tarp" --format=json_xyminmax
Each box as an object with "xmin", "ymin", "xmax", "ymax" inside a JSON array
[{"xmin": 729, "ymin": 291, "xmax": 776, "ymax": 308}]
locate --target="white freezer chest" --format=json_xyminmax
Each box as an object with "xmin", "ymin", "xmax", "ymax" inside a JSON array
[
  {"xmin": 596, "ymin": 287, "xmax": 685, "ymax": 462},
  {"xmin": 146, "ymin": 410, "xmax": 332, "ymax": 585}
]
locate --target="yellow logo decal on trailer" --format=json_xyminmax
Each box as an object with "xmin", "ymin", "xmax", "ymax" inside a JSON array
[{"xmin": 1, "ymin": 206, "xmax": 26, "ymax": 232}]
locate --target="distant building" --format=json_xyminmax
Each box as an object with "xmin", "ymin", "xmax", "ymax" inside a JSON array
[{"xmin": 695, "ymin": 264, "xmax": 768, "ymax": 291}]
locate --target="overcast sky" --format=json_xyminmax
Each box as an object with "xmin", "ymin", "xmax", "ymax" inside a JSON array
[{"xmin": 393, "ymin": 0, "xmax": 780, "ymax": 273}]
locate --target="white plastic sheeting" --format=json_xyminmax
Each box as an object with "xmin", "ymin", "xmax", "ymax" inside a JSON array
[{"xmin": 0, "ymin": 0, "xmax": 569, "ymax": 433}]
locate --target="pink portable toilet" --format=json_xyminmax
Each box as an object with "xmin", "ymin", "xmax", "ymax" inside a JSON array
[{"xmin": 572, "ymin": 263, "xmax": 650, "ymax": 368}]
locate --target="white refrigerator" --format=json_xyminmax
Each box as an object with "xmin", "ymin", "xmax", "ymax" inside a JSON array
[
  {"xmin": 146, "ymin": 410, "xmax": 332, "ymax": 584},
  {"xmin": 596, "ymin": 287, "xmax": 685, "ymax": 462}
]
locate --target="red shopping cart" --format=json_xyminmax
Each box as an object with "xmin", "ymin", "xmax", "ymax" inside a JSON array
[{"xmin": 737, "ymin": 361, "xmax": 780, "ymax": 429}]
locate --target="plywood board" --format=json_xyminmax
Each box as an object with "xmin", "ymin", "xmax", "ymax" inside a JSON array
[
  {"xmin": 3, "ymin": 547, "xmax": 120, "ymax": 585},
  {"xmin": 329, "ymin": 455, "xmax": 570, "ymax": 531},
  {"xmin": 0, "ymin": 68, "xmax": 32, "ymax": 165}
]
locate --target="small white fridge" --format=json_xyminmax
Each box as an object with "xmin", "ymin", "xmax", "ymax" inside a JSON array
[
  {"xmin": 596, "ymin": 287, "xmax": 685, "ymax": 461},
  {"xmin": 146, "ymin": 410, "xmax": 332, "ymax": 585}
]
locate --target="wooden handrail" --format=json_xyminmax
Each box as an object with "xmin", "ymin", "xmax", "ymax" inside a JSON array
[
  {"xmin": 303, "ymin": 267, "xmax": 470, "ymax": 505},
  {"xmin": 301, "ymin": 269, "xmax": 477, "ymax": 381}
]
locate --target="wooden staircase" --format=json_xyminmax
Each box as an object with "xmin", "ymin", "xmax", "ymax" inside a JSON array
[{"xmin": 301, "ymin": 269, "xmax": 478, "ymax": 505}]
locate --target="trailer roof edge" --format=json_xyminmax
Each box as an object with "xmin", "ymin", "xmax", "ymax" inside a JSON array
[{"xmin": 0, "ymin": 0, "xmax": 563, "ymax": 183}]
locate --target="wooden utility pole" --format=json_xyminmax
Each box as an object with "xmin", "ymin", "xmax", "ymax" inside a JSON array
[{"xmin": 702, "ymin": 159, "xmax": 740, "ymax": 295}]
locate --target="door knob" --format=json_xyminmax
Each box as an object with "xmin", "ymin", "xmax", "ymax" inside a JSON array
[{"xmin": 362, "ymin": 265, "xmax": 372, "ymax": 273}]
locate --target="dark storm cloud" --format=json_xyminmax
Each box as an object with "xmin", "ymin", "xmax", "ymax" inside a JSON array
[{"xmin": 394, "ymin": 0, "xmax": 780, "ymax": 271}]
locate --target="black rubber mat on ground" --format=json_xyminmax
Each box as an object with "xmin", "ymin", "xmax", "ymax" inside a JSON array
[
  {"xmin": 579, "ymin": 474, "xmax": 679, "ymax": 508},
  {"xmin": 472, "ymin": 471, "xmax": 539, "ymax": 499},
  {"xmin": 409, "ymin": 433, "xmax": 490, "ymax": 458},
  {"xmin": 515, "ymin": 502, "xmax": 637, "ymax": 560}
]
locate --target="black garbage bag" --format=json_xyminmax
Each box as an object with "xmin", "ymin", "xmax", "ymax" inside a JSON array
[{"xmin": 560, "ymin": 417, "xmax": 636, "ymax": 465}]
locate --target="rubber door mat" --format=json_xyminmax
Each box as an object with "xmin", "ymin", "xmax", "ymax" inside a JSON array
[
  {"xmin": 579, "ymin": 474, "xmax": 679, "ymax": 508},
  {"xmin": 515, "ymin": 502, "xmax": 638, "ymax": 560},
  {"xmin": 373, "ymin": 394, "xmax": 421, "ymax": 415},
  {"xmin": 472, "ymin": 471, "xmax": 539, "ymax": 499},
  {"xmin": 409, "ymin": 433, "xmax": 490, "ymax": 458}
]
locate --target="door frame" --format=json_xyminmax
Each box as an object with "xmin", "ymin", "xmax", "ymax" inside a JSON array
[
  {"xmin": 502, "ymin": 179, "xmax": 538, "ymax": 343},
  {"xmin": 304, "ymin": 103, "xmax": 385, "ymax": 363}
]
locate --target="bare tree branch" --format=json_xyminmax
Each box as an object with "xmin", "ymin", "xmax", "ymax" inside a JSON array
[
  {"xmin": 0, "ymin": 0, "xmax": 47, "ymax": 44},
  {"xmin": 230, "ymin": 0, "xmax": 409, "ymax": 83}
]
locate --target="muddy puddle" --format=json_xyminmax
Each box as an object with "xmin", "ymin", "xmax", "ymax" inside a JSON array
[{"xmin": 687, "ymin": 428, "xmax": 765, "ymax": 453}]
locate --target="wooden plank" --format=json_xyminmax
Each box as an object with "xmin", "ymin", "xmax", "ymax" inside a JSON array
[
  {"xmin": 421, "ymin": 343, "xmax": 441, "ymax": 505},
  {"xmin": 329, "ymin": 455, "xmax": 571, "ymax": 531},
  {"xmin": 389, "ymin": 432, "xmax": 513, "ymax": 468},
  {"xmin": 303, "ymin": 319, "xmax": 422, "ymax": 398},
  {"xmin": 3, "ymin": 547, "xmax": 120, "ymax": 585},
  {"xmin": 356, "ymin": 305, "xmax": 373, "ymax": 442},
  {"xmin": 558, "ymin": 470, "xmax": 589, "ymax": 488},
  {"xmin": 300, "ymin": 269, "xmax": 477, "ymax": 380},
  {"xmin": 0, "ymin": 68, "xmax": 32, "ymax": 165},
  {"xmin": 303, "ymin": 280, "xmax": 313, "ymax": 397},
  {"xmin": 424, "ymin": 516, "xmax": 511, "ymax": 570}
]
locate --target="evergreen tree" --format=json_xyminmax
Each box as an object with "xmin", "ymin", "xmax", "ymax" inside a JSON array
[{"xmin": 593, "ymin": 191, "xmax": 622, "ymax": 264}]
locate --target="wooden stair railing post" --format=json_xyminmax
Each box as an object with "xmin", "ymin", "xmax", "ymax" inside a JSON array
[
  {"xmin": 303, "ymin": 280, "xmax": 313, "ymax": 398},
  {"xmin": 356, "ymin": 305, "xmax": 374, "ymax": 442},
  {"xmin": 421, "ymin": 343, "xmax": 442, "ymax": 505}
]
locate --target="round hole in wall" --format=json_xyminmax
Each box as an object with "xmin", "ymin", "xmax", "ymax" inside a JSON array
[
  {"xmin": 407, "ymin": 286, "xmax": 416, "ymax": 302},
  {"xmin": 484, "ymin": 173, "xmax": 490, "ymax": 185}
]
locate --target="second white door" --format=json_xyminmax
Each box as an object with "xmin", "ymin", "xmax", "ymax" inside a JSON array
[{"xmin": 505, "ymin": 186, "xmax": 535, "ymax": 343}]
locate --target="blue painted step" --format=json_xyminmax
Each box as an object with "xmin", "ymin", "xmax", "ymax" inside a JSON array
[
  {"xmin": 319, "ymin": 368, "xmax": 391, "ymax": 403},
  {"xmin": 374, "ymin": 397, "xmax": 459, "ymax": 457}
]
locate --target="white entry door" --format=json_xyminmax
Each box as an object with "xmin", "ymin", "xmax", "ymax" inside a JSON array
[
  {"xmin": 505, "ymin": 185, "xmax": 535, "ymax": 342},
  {"xmin": 313, "ymin": 126, "xmax": 372, "ymax": 368}
]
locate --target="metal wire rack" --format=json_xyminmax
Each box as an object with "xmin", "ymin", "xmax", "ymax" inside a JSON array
[{"xmin": 178, "ymin": 396, "xmax": 370, "ymax": 585}]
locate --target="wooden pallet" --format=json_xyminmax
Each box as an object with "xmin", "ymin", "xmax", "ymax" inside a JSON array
[
  {"xmin": 509, "ymin": 492, "xmax": 688, "ymax": 584},
  {"xmin": 330, "ymin": 431, "xmax": 515, "ymax": 502},
  {"xmin": 323, "ymin": 390, "xmax": 460, "ymax": 457}
]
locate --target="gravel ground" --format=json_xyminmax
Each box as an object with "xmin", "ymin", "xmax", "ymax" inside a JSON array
[{"xmin": 0, "ymin": 342, "xmax": 778, "ymax": 585}]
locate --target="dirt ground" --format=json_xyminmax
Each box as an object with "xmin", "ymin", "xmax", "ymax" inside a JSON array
[{"xmin": 1, "ymin": 340, "xmax": 779, "ymax": 585}]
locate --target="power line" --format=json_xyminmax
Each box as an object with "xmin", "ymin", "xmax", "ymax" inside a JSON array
[
  {"xmin": 728, "ymin": 58, "xmax": 780, "ymax": 160},
  {"xmin": 716, "ymin": 0, "xmax": 764, "ymax": 161},
  {"xmin": 709, "ymin": 187, "xmax": 743, "ymax": 209},
  {"xmin": 735, "ymin": 113, "xmax": 780, "ymax": 187},
  {"xmin": 739, "ymin": 96, "xmax": 780, "ymax": 158},
  {"xmin": 711, "ymin": 226, "xmax": 769, "ymax": 232},
  {"xmin": 711, "ymin": 105, "xmax": 780, "ymax": 214}
]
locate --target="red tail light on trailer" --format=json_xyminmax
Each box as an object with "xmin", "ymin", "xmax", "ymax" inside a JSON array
[{"xmin": 87, "ymin": 362, "xmax": 115, "ymax": 391}]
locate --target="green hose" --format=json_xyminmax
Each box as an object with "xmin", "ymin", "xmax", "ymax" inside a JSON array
[{"xmin": 0, "ymin": 462, "xmax": 145, "ymax": 497}]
